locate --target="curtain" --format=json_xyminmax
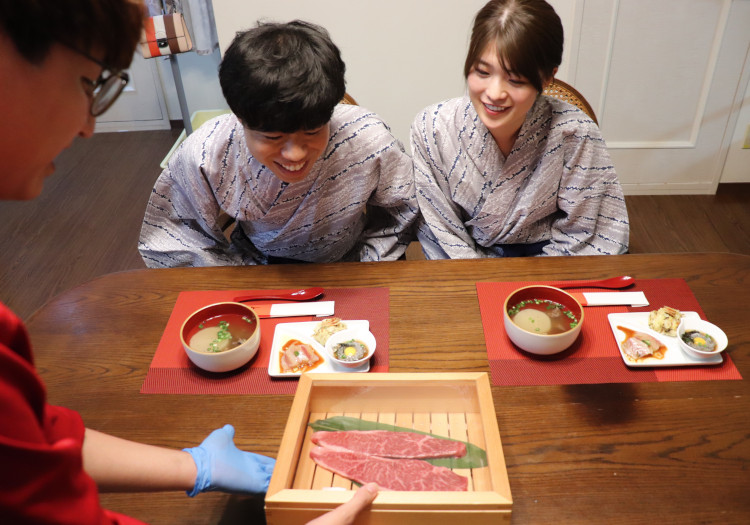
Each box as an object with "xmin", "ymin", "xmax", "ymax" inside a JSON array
[{"xmin": 183, "ymin": 0, "xmax": 220, "ymax": 55}]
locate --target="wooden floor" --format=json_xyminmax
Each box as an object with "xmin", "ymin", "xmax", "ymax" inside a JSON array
[{"xmin": 1, "ymin": 127, "xmax": 749, "ymax": 321}]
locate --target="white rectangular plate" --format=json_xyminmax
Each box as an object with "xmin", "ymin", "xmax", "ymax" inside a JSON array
[
  {"xmin": 607, "ymin": 311, "xmax": 722, "ymax": 367},
  {"xmin": 268, "ymin": 320, "xmax": 370, "ymax": 378}
]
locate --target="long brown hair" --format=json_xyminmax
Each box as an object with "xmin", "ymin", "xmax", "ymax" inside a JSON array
[{"xmin": 464, "ymin": 0, "xmax": 563, "ymax": 92}]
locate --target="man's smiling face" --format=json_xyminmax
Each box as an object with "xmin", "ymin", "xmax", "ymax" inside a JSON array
[{"xmin": 244, "ymin": 124, "xmax": 330, "ymax": 183}]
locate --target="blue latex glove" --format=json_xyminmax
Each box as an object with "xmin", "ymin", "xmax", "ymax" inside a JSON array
[{"xmin": 184, "ymin": 424, "xmax": 276, "ymax": 497}]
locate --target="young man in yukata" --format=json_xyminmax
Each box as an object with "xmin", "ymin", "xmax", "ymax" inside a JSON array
[{"xmin": 139, "ymin": 20, "xmax": 418, "ymax": 267}]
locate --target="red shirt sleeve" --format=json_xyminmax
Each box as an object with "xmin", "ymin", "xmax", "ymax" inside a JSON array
[{"xmin": 0, "ymin": 302, "xmax": 147, "ymax": 525}]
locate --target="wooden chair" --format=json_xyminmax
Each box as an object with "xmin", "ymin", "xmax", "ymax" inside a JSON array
[
  {"xmin": 341, "ymin": 93, "xmax": 357, "ymax": 105},
  {"xmin": 543, "ymin": 79, "xmax": 598, "ymax": 125}
]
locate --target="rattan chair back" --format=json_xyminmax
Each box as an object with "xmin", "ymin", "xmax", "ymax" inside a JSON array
[
  {"xmin": 543, "ymin": 79, "xmax": 598, "ymax": 125},
  {"xmin": 341, "ymin": 93, "xmax": 357, "ymax": 105}
]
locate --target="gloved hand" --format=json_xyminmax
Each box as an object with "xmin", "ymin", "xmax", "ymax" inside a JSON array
[{"xmin": 184, "ymin": 424, "xmax": 276, "ymax": 497}]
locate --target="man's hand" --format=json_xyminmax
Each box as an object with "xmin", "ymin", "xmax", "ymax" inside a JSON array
[{"xmin": 307, "ymin": 483, "xmax": 379, "ymax": 525}]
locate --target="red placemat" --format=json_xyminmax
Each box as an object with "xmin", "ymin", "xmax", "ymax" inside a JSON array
[
  {"xmin": 477, "ymin": 279, "xmax": 742, "ymax": 386},
  {"xmin": 141, "ymin": 287, "xmax": 389, "ymax": 394}
]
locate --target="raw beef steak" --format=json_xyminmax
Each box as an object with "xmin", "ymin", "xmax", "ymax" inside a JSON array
[
  {"xmin": 310, "ymin": 430, "xmax": 466, "ymax": 459},
  {"xmin": 310, "ymin": 446, "xmax": 468, "ymax": 491}
]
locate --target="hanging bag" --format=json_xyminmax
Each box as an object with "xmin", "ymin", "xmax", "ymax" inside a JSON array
[{"xmin": 140, "ymin": 13, "xmax": 193, "ymax": 58}]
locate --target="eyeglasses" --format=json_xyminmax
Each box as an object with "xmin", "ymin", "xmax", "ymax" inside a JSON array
[
  {"xmin": 81, "ymin": 68, "xmax": 129, "ymax": 116},
  {"xmin": 63, "ymin": 43, "xmax": 130, "ymax": 116}
]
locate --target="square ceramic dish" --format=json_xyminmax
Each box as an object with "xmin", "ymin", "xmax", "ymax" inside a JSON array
[
  {"xmin": 607, "ymin": 311, "xmax": 723, "ymax": 366},
  {"xmin": 265, "ymin": 373, "xmax": 512, "ymax": 524},
  {"xmin": 268, "ymin": 321, "xmax": 371, "ymax": 377}
]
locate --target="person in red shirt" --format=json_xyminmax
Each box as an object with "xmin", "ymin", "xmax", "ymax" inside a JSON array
[{"xmin": 0, "ymin": 2, "xmax": 376, "ymax": 523}]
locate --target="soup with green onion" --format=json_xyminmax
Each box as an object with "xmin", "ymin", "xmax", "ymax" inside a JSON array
[
  {"xmin": 188, "ymin": 313, "xmax": 257, "ymax": 353},
  {"xmin": 508, "ymin": 299, "xmax": 578, "ymax": 335}
]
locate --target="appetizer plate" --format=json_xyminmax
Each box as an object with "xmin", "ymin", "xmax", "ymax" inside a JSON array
[
  {"xmin": 607, "ymin": 311, "xmax": 723, "ymax": 367},
  {"xmin": 268, "ymin": 320, "xmax": 370, "ymax": 378}
]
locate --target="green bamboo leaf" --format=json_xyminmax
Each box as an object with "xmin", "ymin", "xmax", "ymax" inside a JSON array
[{"xmin": 309, "ymin": 416, "xmax": 487, "ymax": 469}]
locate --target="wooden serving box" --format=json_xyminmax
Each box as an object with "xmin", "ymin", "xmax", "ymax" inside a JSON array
[{"xmin": 265, "ymin": 373, "xmax": 512, "ymax": 524}]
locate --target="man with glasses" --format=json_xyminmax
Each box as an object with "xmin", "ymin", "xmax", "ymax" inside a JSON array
[
  {"xmin": 65, "ymin": 44, "xmax": 130, "ymax": 116},
  {"xmin": 0, "ymin": 2, "xmax": 377, "ymax": 523},
  {"xmin": 1, "ymin": 2, "xmax": 138, "ymax": 201}
]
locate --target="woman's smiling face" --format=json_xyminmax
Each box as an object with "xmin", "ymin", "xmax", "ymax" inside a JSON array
[
  {"xmin": 244, "ymin": 124, "xmax": 330, "ymax": 184},
  {"xmin": 466, "ymin": 45, "xmax": 545, "ymax": 153}
]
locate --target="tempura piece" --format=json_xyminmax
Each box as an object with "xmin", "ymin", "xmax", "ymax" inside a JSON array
[
  {"xmin": 312, "ymin": 317, "xmax": 347, "ymax": 345},
  {"xmin": 648, "ymin": 306, "xmax": 682, "ymax": 337}
]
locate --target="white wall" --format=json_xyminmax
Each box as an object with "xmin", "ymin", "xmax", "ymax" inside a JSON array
[
  {"xmin": 213, "ymin": 0, "xmax": 492, "ymax": 144},
  {"xmin": 202, "ymin": 0, "xmax": 750, "ymax": 190},
  {"xmin": 157, "ymin": 48, "xmax": 228, "ymax": 119},
  {"xmin": 209, "ymin": 0, "xmax": 579, "ymax": 145},
  {"xmin": 721, "ymin": 51, "xmax": 750, "ymax": 183}
]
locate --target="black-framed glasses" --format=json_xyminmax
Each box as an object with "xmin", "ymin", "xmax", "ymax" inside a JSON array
[{"xmin": 63, "ymin": 43, "xmax": 130, "ymax": 116}]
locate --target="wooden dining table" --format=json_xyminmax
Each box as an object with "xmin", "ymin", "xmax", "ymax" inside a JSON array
[{"xmin": 27, "ymin": 252, "xmax": 749, "ymax": 524}]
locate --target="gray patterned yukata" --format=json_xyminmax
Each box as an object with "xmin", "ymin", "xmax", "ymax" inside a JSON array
[
  {"xmin": 411, "ymin": 96, "xmax": 629, "ymax": 259},
  {"xmin": 139, "ymin": 104, "xmax": 417, "ymax": 267}
]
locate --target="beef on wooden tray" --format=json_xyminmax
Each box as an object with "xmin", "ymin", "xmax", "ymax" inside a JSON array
[
  {"xmin": 310, "ymin": 446, "xmax": 468, "ymax": 491},
  {"xmin": 311, "ymin": 430, "xmax": 467, "ymax": 459}
]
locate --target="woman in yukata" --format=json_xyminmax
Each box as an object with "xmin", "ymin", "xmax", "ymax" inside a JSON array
[{"xmin": 411, "ymin": 0, "xmax": 629, "ymax": 259}]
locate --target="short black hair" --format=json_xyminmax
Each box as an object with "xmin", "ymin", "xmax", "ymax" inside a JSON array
[
  {"xmin": 219, "ymin": 20, "xmax": 346, "ymax": 133},
  {"xmin": 0, "ymin": 0, "xmax": 143, "ymax": 69}
]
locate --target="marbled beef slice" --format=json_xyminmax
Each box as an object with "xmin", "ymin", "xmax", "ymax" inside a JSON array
[
  {"xmin": 310, "ymin": 446, "xmax": 468, "ymax": 491},
  {"xmin": 310, "ymin": 430, "xmax": 466, "ymax": 459}
]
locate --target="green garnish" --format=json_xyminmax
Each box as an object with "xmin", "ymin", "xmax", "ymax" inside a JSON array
[
  {"xmin": 206, "ymin": 321, "xmax": 233, "ymax": 352},
  {"xmin": 508, "ymin": 299, "xmax": 576, "ymax": 320}
]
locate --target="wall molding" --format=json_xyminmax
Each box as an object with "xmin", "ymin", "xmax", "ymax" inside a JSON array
[
  {"xmin": 599, "ymin": 0, "xmax": 730, "ymax": 149},
  {"xmin": 608, "ymin": 140, "xmax": 696, "ymax": 150},
  {"xmin": 621, "ymin": 181, "xmax": 718, "ymax": 196}
]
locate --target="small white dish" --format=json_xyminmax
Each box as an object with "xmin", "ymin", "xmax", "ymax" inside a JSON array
[
  {"xmin": 268, "ymin": 320, "xmax": 370, "ymax": 378},
  {"xmin": 677, "ymin": 318, "xmax": 728, "ymax": 359},
  {"xmin": 325, "ymin": 328, "xmax": 377, "ymax": 368},
  {"xmin": 608, "ymin": 311, "xmax": 723, "ymax": 367}
]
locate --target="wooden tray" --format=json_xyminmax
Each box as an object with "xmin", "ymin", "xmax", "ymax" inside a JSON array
[{"xmin": 265, "ymin": 373, "xmax": 512, "ymax": 524}]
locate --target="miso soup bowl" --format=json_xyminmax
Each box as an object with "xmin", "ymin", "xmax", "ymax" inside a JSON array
[
  {"xmin": 180, "ymin": 302, "xmax": 261, "ymax": 373},
  {"xmin": 325, "ymin": 328, "xmax": 377, "ymax": 369},
  {"xmin": 676, "ymin": 318, "xmax": 728, "ymax": 360},
  {"xmin": 503, "ymin": 285, "xmax": 584, "ymax": 355}
]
